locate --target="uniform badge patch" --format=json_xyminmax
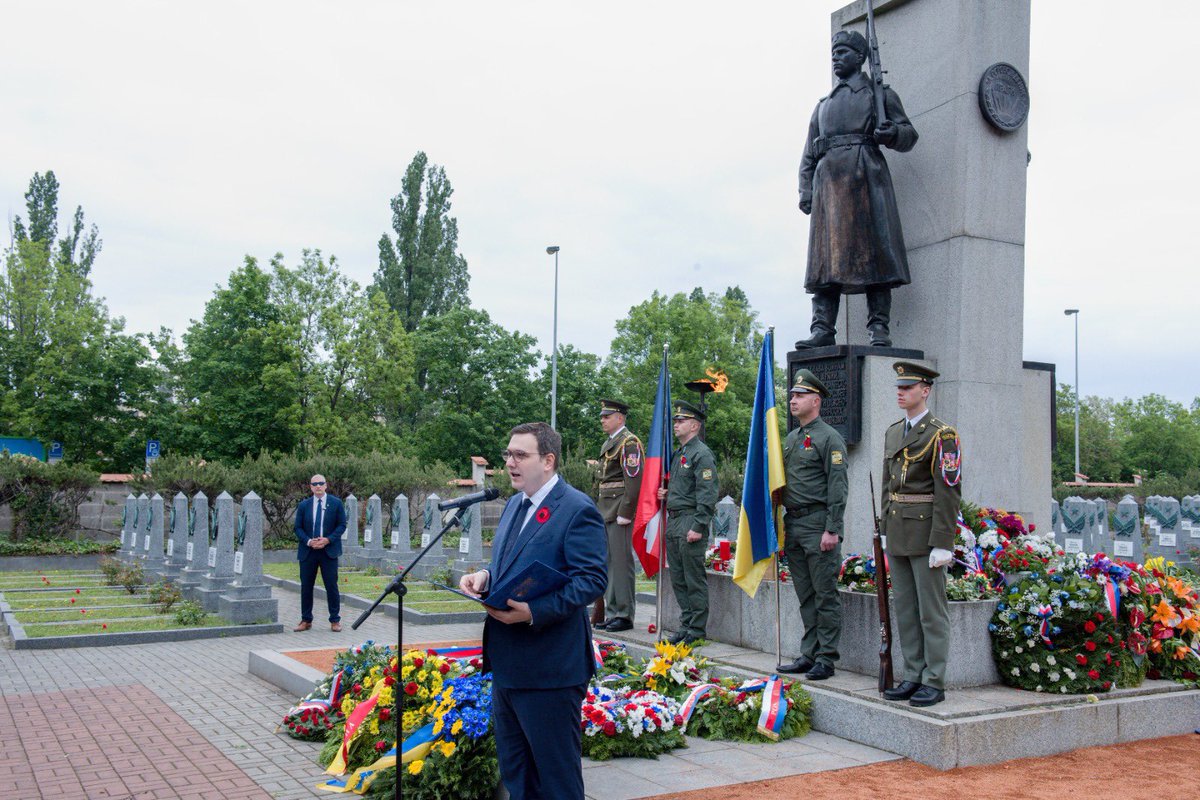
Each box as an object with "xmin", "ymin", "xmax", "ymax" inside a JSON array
[
  {"xmin": 701, "ymin": 468, "xmax": 713, "ymax": 480},
  {"xmin": 831, "ymin": 451, "xmax": 844, "ymax": 465},
  {"xmin": 936, "ymin": 435, "xmax": 962, "ymax": 487},
  {"xmin": 623, "ymin": 451, "xmax": 641, "ymax": 478}
]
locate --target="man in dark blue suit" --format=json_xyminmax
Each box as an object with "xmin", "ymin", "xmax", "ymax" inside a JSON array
[
  {"xmin": 460, "ymin": 422, "xmax": 607, "ymax": 800},
  {"xmin": 293, "ymin": 474, "xmax": 348, "ymax": 632}
]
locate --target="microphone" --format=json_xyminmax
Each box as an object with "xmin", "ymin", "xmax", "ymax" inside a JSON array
[{"xmin": 437, "ymin": 488, "xmax": 500, "ymax": 511}]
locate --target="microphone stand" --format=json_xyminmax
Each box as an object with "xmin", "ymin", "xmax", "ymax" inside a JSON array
[{"xmin": 352, "ymin": 504, "xmax": 470, "ymax": 800}]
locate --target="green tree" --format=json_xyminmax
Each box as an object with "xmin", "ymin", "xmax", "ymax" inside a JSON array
[
  {"xmin": 407, "ymin": 307, "xmax": 541, "ymax": 469},
  {"xmin": 1052, "ymin": 386, "xmax": 1123, "ymax": 484},
  {"xmin": 604, "ymin": 286, "xmax": 767, "ymax": 464},
  {"xmin": 0, "ymin": 172, "xmax": 157, "ymax": 469},
  {"xmin": 1112, "ymin": 393, "xmax": 1200, "ymax": 480},
  {"xmin": 537, "ymin": 344, "xmax": 604, "ymax": 455},
  {"xmin": 375, "ymin": 152, "xmax": 470, "ymax": 332}
]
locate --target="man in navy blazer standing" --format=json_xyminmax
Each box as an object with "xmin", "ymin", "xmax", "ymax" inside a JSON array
[
  {"xmin": 460, "ymin": 422, "xmax": 607, "ymax": 800},
  {"xmin": 293, "ymin": 474, "xmax": 348, "ymax": 632}
]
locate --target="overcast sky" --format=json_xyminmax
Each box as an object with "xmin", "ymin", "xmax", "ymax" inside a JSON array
[{"xmin": 3, "ymin": 1, "xmax": 1197, "ymax": 406}]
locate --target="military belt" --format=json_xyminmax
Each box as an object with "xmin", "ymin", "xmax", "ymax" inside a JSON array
[
  {"xmin": 599, "ymin": 481, "xmax": 624, "ymax": 489},
  {"xmin": 812, "ymin": 133, "xmax": 877, "ymax": 160},
  {"xmin": 786, "ymin": 504, "xmax": 825, "ymax": 516},
  {"xmin": 890, "ymin": 493, "xmax": 934, "ymax": 503}
]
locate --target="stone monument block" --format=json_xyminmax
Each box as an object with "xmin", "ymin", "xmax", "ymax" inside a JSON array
[
  {"xmin": 120, "ymin": 494, "xmax": 138, "ymax": 558},
  {"xmin": 1146, "ymin": 497, "xmax": 1182, "ymax": 561},
  {"xmin": 358, "ymin": 494, "xmax": 384, "ymax": 569},
  {"xmin": 1060, "ymin": 497, "xmax": 1091, "ymax": 557},
  {"xmin": 389, "ymin": 494, "xmax": 412, "ymax": 555},
  {"xmin": 196, "ymin": 491, "xmax": 236, "ymax": 612},
  {"xmin": 134, "ymin": 494, "xmax": 149, "ymax": 562},
  {"xmin": 1111, "ymin": 496, "xmax": 1143, "ymax": 564},
  {"xmin": 179, "ymin": 492, "xmax": 210, "ymax": 599},
  {"xmin": 344, "ymin": 494, "xmax": 360, "ymax": 555},
  {"xmin": 1049, "ymin": 499, "xmax": 1061, "ymax": 541},
  {"xmin": 454, "ymin": 496, "xmax": 486, "ymax": 578},
  {"xmin": 219, "ymin": 490, "xmax": 278, "ymax": 624},
  {"xmin": 1092, "ymin": 498, "xmax": 1109, "ymax": 545}
]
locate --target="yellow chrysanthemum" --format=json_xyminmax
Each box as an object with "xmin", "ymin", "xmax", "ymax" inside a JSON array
[
  {"xmin": 439, "ymin": 741, "xmax": 457, "ymax": 757},
  {"xmin": 451, "ymin": 719, "xmax": 463, "ymax": 735},
  {"xmin": 407, "ymin": 760, "xmax": 423, "ymax": 775},
  {"xmin": 369, "ymin": 719, "xmax": 380, "ymax": 734}
]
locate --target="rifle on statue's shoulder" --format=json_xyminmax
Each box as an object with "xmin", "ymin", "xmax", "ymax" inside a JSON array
[
  {"xmin": 865, "ymin": 0, "xmax": 888, "ymax": 127},
  {"xmin": 869, "ymin": 473, "xmax": 894, "ymax": 692}
]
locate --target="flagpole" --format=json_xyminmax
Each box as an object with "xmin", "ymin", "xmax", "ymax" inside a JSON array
[
  {"xmin": 767, "ymin": 327, "xmax": 783, "ymax": 669},
  {"xmin": 655, "ymin": 342, "xmax": 669, "ymax": 641}
]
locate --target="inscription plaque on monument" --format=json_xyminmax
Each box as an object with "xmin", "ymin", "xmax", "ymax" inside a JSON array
[{"xmin": 978, "ymin": 62, "xmax": 1029, "ymax": 133}]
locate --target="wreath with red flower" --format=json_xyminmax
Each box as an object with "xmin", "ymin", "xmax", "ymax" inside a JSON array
[{"xmin": 535, "ymin": 507, "xmax": 550, "ymax": 524}]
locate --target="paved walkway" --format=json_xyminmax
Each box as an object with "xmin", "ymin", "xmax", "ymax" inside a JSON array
[{"xmin": 0, "ymin": 586, "xmax": 899, "ymax": 799}]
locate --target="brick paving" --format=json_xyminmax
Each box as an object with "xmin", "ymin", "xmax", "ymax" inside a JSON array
[{"xmin": 1, "ymin": 583, "xmax": 898, "ymax": 799}]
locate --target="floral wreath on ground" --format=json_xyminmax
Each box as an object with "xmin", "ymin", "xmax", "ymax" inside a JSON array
[
  {"xmin": 683, "ymin": 676, "xmax": 812, "ymax": 743},
  {"xmin": 641, "ymin": 640, "xmax": 711, "ymax": 698},
  {"xmin": 282, "ymin": 641, "xmax": 394, "ymax": 741},
  {"xmin": 581, "ymin": 685, "xmax": 685, "ymax": 760}
]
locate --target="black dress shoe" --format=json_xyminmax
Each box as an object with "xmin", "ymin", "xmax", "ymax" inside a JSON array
[
  {"xmin": 605, "ymin": 618, "xmax": 633, "ymax": 632},
  {"xmin": 909, "ymin": 685, "xmax": 945, "ymax": 707},
  {"xmin": 777, "ymin": 656, "xmax": 815, "ymax": 675},
  {"xmin": 666, "ymin": 631, "xmax": 688, "ymax": 644},
  {"xmin": 882, "ymin": 680, "xmax": 921, "ymax": 701},
  {"xmin": 595, "ymin": 618, "xmax": 616, "ymax": 630},
  {"xmin": 804, "ymin": 662, "xmax": 835, "ymax": 680}
]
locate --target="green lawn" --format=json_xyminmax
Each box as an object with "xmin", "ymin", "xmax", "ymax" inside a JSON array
[
  {"xmin": 4, "ymin": 592, "xmax": 148, "ymax": 610},
  {"xmin": 262, "ymin": 562, "xmax": 479, "ymax": 613},
  {"xmin": 20, "ymin": 614, "xmax": 222, "ymax": 638},
  {"xmin": 16, "ymin": 605, "xmax": 169, "ymax": 623},
  {"xmin": 0, "ymin": 571, "xmax": 111, "ymax": 590}
]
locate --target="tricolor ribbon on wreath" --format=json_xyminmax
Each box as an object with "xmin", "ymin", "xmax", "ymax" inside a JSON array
[
  {"xmin": 426, "ymin": 645, "xmax": 483, "ymax": 661},
  {"xmin": 1034, "ymin": 605, "xmax": 1054, "ymax": 647},
  {"xmin": 292, "ymin": 670, "xmax": 344, "ymax": 714},
  {"xmin": 755, "ymin": 676, "xmax": 786, "ymax": 740},
  {"xmin": 678, "ymin": 683, "xmax": 719, "ymax": 724},
  {"xmin": 325, "ymin": 680, "xmax": 387, "ymax": 776},
  {"xmin": 317, "ymin": 746, "xmax": 398, "ymax": 794}
]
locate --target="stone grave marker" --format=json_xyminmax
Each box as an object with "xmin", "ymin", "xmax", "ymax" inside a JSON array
[
  {"xmin": 121, "ymin": 494, "xmax": 137, "ymax": 558},
  {"xmin": 437, "ymin": 493, "xmax": 462, "ymax": 562},
  {"xmin": 1092, "ymin": 498, "xmax": 1109, "ymax": 548},
  {"xmin": 219, "ymin": 490, "xmax": 278, "ymax": 624},
  {"xmin": 1060, "ymin": 496, "xmax": 1090, "ymax": 556},
  {"xmin": 134, "ymin": 494, "xmax": 149, "ymax": 561},
  {"xmin": 1146, "ymin": 496, "xmax": 1182, "ymax": 560},
  {"xmin": 196, "ymin": 491, "xmax": 237, "ymax": 612},
  {"xmin": 455, "ymin": 496, "xmax": 485, "ymax": 576},
  {"xmin": 1049, "ymin": 499, "xmax": 1061, "ymax": 541},
  {"xmin": 1181, "ymin": 495, "xmax": 1200, "ymax": 542},
  {"xmin": 360, "ymin": 494, "xmax": 384, "ymax": 568},
  {"xmin": 144, "ymin": 493, "xmax": 167, "ymax": 575},
  {"xmin": 344, "ymin": 494, "xmax": 360, "ymax": 556},
  {"xmin": 390, "ymin": 494, "xmax": 412, "ymax": 555},
  {"xmin": 1111, "ymin": 495, "xmax": 1143, "ymax": 563},
  {"xmin": 164, "ymin": 492, "xmax": 190, "ymax": 578},
  {"xmin": 180, "ymin": 492, "xmax": 210, "ymax": 599}
]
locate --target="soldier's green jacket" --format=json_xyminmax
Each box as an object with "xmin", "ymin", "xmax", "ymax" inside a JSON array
[
  {"xmin": 782, "ymin": 417, "xmax": 848, "ymax": 535},
  {"xmin": 880, "ymin": 413, "xmax": 962, "ymax": 555},
  {"xmin": 665, "ymin": 437, "xmax": 718, "ymax": 530},
  {"xmin": 596, "ymin": 427, "xmax": 644, "ymax": 523}
]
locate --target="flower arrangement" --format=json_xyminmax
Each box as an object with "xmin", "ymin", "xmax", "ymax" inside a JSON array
[
  {"xmin": 704, "ymin": 540, "xmax": 735, "ymax": 572},
  {"xmin": 837, "ymin": 553, "xmax": 881, "ymax": 593},
  {"xmin": 595, "ymin": 639, "xmax": 638, "ymax": 677},
  {"xmin": 400, "ymin": 670, "xmax": 497, "ymax": 800},
  {"xmin": 283, "ymin": 641, "xmax": 394, "ymax": 741},
  {"xmin": 1129, "ymin": 558, "xmax": 1200, "ymax": 686},
  {"xmin": 683, "ymin": 678, "xmax": 811, "ymax": 743},
  {"xmin": 640, "ymin": 640, "xmax": 710, "ymax": 699},
  {"xmin": 580, "ymin": 685, "xmax": 686, "ymax": 761}
]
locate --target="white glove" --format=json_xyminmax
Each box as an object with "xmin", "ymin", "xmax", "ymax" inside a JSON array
[
  {"xmin": 616, "ymin": 516, "xmax": 632, "ymax": 526},
  {"xmin": 929, "ymin": 548, "xmax": 953, "ymax": 569}
]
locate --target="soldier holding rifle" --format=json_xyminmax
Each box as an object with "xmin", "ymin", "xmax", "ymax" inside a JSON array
[{"xmin": 879, "ymin": 362, "xmax": 961, "ymax": 707}]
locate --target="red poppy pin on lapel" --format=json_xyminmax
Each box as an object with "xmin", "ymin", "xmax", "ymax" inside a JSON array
[
  {"xmin": 535, "ymin": 507, "xmax": 550, "ymax": 524},
  {"xmin": 803, "ymin": 435, "xmax": 812, "ymax": 449}
]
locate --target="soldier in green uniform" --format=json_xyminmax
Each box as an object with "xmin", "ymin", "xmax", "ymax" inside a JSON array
[
  {"xmin": 595, "ymin": 399, "xmax": 644, "ymax": 633},
  {"xmin": 879, "ymin": 361, "xmax": 961, "ymax": 708},
  {"xmin": 777, "ymin": 370, "xmax": 848, "ymax": 680},
  {"xmin": 657, "ymin": 400, "xmax": 718, "ymax": 645}
]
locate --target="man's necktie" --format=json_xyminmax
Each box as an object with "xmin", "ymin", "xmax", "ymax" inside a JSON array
[
  {"xmin": 499, "ymin": 497, "xmax": 532, "ymax": 567},
  {"xmin": 904, "ymin": 420, "xmax": 912, "ymax": 437},
  {"xmin": 315, "ymin": 500, "xmax": 324, "ymax": 536}
]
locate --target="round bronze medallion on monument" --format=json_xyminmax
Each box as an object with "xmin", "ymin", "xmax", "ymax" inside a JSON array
[{"xmin": 977, "ymin": 62, "xmax": 1029, "ymax": 132}]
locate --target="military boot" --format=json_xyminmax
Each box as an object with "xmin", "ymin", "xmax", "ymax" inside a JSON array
[
  {"xmin": 794, "ymin": 291, "xmax": 840, "ymax": 349},
  {"xmin": 866, "ymin": 288, "xmax": 892, "ymax": 347}
]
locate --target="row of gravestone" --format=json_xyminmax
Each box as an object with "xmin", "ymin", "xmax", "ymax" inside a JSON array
[
  {"xmin": 1050, "ymin": 495, "xmax": 1200, "ymax": 565},
  {"xmin": 337, "ymin": 493, "xmax": 488, "ymax": 579},
  {"xmin": 117, "ymin": 491, "xmax": 277, "ymax": 624}
]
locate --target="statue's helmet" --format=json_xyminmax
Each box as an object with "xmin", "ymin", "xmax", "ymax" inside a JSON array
[{"xmin": 831, "ymin": 30, "xmax": 868, "ymax": 57}]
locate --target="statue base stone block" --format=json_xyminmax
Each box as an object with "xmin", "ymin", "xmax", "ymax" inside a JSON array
[
  {"xmin": 218, "ymin": 585, "xmax": 278, "ymax": 625},
  {"xmin": 195, "ymin": 576, "xmax": 234, "ymax": 613}
]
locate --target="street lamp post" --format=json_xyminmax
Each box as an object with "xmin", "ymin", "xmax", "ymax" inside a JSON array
[
  {"xmin": 546, "ymin": 246, "xmax": 561, "ymax": 430},
  {"xmin": 1064, "ymin": 309, "xmax": 1080, "ymax": 480}
]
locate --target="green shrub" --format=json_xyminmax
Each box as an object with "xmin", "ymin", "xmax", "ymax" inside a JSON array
[
  {"xmin": 0, "ymin": 454, "xmax": 98, "ymax": 542},
  {"xmin": 0, "ymin": 539, "xmax": 118, "ymax": 557},
  {"xmin": 147, "ymin": 579, "xmax": 182, "ymax": 612},
  {"xmin": 119, "ymin": 561, "xmax": 144, "ymax": 594},
  {"xmin": 173, "ymin": 600, "xmax": 206, "ymax": 626},
  {"xmin": 99, "ymin": 556, "xmax": 124, "ymax": 585}
]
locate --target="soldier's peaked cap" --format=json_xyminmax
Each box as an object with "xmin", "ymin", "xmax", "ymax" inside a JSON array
[
  {"xmin": 789, "ymin": 369, "xmax": 830, "ymax": 398},
  {"xmin": 832, "ymin": 30, "xmax": 868, "ymax": 56},
  {"xmin": 672, "ymin": 400, "xmax": 706, "ymax": 421},
  {"xmin": 893, "ymin": 361, "xmax": 939, "ymax": 386},
  {"xmin": 600, "ymin": 398, "xmax": 629, "ymax": 416}
]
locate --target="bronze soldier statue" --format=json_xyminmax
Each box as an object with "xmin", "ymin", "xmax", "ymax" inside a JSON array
[{"xmin": 796, "ymin": 29, "xmax": 918, "ymax": 349}]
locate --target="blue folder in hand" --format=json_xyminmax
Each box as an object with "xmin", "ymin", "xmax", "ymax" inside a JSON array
[
  {"xmin": 430, "ymin": 560, "xmax": 569, "ymax": 610},
  {"xmin": 482, "ymin": 560, "xmax": 569, "ymax": 609}
]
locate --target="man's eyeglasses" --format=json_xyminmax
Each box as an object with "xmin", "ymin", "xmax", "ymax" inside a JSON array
[
  {"xmin": 501, "ymin": 450, "xmax": 540, "ymax": 462},
  {"xmin": 310, "ymin": 481, "xmax": 326, "ymax": 486}
]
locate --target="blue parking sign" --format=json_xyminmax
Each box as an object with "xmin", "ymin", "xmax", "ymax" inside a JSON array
[
  {"xmin": 49, "ymin": 441, "xmax": 64, "ymax": 463},
  {"xmin": 146, "ymin": 440, "xmax": 161, "ymax": 460}
]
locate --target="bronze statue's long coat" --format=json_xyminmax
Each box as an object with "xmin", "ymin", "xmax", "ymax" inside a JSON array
[{"xmin": 799, "ymin": 71, "xmax": 918, "ymax": 294}]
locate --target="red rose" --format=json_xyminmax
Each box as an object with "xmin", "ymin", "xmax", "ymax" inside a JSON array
[
  {"xmin": 536, "ymin": 507, "xmax": 551, "ymax": 524},
  {"xmin": 384, "ymin": 675, "xmax": 395, "ymax": 686},
  {"xmin": 1075, "ymin": 654, "xmax": 1088, "ymax": 665},
  {"xmin": 413, "ymin": 657, "xmax": 424, "ymax": 668},
  {"xmin": 379, "ymin": 708, "xmax": 391, "ymax": 722},
  {"xmin": 1087, "ymin": 670, "xmax": 1099, "ymax": 680},
  {"xmin": 1106, "ymin": 635, "xmax": 1113, "ymax": 644},
  {"xmin": 674, "ymin": 715, "xmax": 684, "ymax": 726},
  {"xmin": 353, "ymin": 684, "xmax": 363, "ymax": 694},
  {"xmin": 1095, "ymin": 612, "xmax": 1105, "ymax": 621},
  {"xmin": 1104, "ymin": 652, "xmax": 1112, "ymax": 664},
  {"xmin": 1084, "ymin": 621, "xmax": 1096, "ymax": 633},
  {"xmin": 375, "ymin": 741, "xmax": 388, "ymax": 752},
  {"xmin": 603, "ymin": 722, "xmax": 616, "ymax": 736},
  {"xmin": 1102, "ymin": 681, "xmax": 1112, "ymax": 690},
  {"xmin": 404, "ymin": 682, "xmax": 418, "ymax": 696},
  {"xmin": 439, "ymin": 663, "xmax": 450, "ymax": 674},
  {"xmin": 1147, "ymin": 668, "xmax": 1161, "ymax": 680},
  {"xmin": 1085, "ymin": 641, "xmax": 1096, "ymax": 652},
  {"xmin": 1029, "ymin": 523, "xmax": 1037, "ymax": 532}
]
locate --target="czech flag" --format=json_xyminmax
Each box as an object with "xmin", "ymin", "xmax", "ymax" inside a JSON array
[
  {"xmin": 632, "ymin": 347, "xmax": 672, "ymax": 577},
  {"xmin": 733, "ymin": 329, "xmax": 786, "ymax": 598}
]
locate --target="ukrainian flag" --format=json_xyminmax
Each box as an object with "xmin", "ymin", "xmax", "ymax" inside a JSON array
[{"xmin": 732, "ymin": 329, "xmax": 786, "ymax": 598}]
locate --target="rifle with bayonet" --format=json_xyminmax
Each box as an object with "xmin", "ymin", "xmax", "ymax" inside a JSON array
[
  {"xmin": 869, "ymin": 473, "xmax": 894, "ymax": 692},
  {"xmin": 864, "ymin": 0, "xmax": 888, "ymax": 128}
]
